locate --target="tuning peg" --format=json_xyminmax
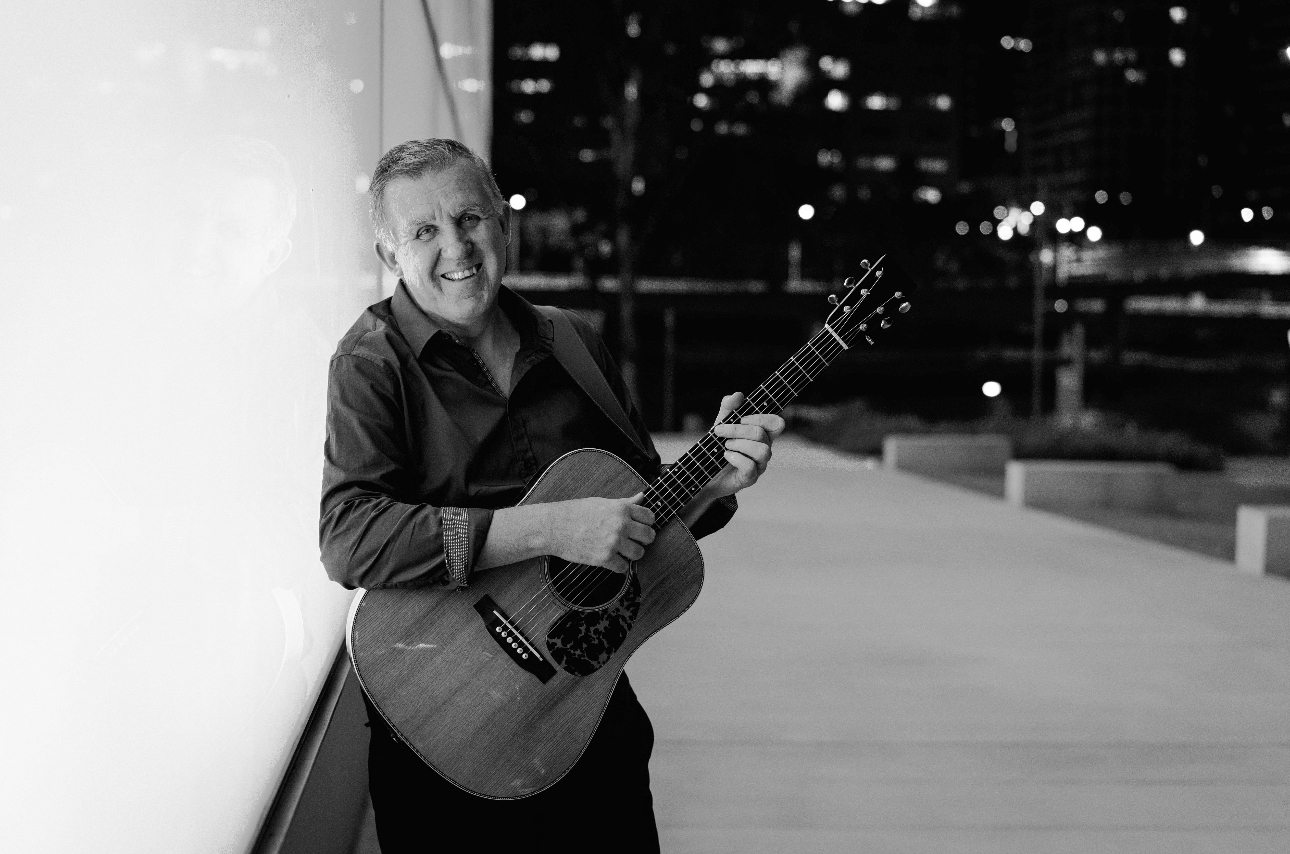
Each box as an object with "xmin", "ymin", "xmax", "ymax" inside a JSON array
[
  {"xmin": 842, "ymin": 305, "xmax": 851, "ymax": 313},
  {"xmin": 842, "ymin": 277, "xmax": 854, "ymax": 288},
  {"xmin": 899, "ymin": 302, "xmax": 911, "ymax": 313},
  {"xmin": 880, "ymin": 317, "xmax": 893, "ymax": 329},
  {"xmin": 894, "ymin": 291, "xmax": 903, "ymax": 298},
  {"xmin": 859, "ymin": 259, "xmax": 871, "ymax": 271},
  {"xmin": 827, "ymin": 294, "xmax": 839, "ymax": 305},
  {"xmin": 860, "ymin": 288, "xmax": 869, "ymax": 297},
  {"xmin": 875, "ymin": 305, "xmax": 884, "ymax": 314},
  {"xmin": 874, "ymin": 269, "xmax": 884, "ymax": 279},
  {"xmin": 857, "ymin": 323, "xmax": 867, "ymax": 332}
]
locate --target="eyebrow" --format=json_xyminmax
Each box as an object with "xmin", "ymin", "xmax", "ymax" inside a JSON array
[{"xmin": 401, "ymin": 205, "xmax": 491, "ymax": 236}]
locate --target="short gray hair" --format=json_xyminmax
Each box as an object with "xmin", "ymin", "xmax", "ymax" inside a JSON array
[{"xmin": 368, "ymin": 139, "xmax": 504, "ymax": 246}]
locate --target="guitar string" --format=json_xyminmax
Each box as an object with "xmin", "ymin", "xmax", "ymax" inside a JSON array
[
  {"xmin": 507, "ymin": 295, "xmax": 897, "ymax": 635},
  {"xmin": 507, "ymin": 292, "xmax": 899, "ymax": 636},
  {"xmin": 509, "ymin": 293, "xmax": 897, "ymax": 634},
  {"xmin": 507, "ymin": 323, "xmax": 855, "ymax": 634}
]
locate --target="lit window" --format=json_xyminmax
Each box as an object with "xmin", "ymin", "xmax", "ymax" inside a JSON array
[
  {"xmin": 508, "ymin": 193, "xmax": 527, "ymax": 211},
  {"xmin": 930, "ymin": 93, "xmax": 953, "ymax": 111},
  {"xmin": 825, "ymin": 89, "xmax": 851, "ymax": 112},
  {"xmin": 1120, "ymin": 191, "xmax": 1133, "ymax": 205},
  {"xmin": 980, "ymin": 221, "xmax": 994, "ymax": 235},
  {"xmin": 509, "ymin": 78, "xmax": 553, "ymax": 94},
  {"xmin": 955, "ymin": 221, "xmax": 970, "ymax": 235},
  {"xmin": 798, "ymin": 204, "xmax": 815, "ymax": 221},
  {"xmin": 1069, "ymin": 216, "xmax": 1085, "ymax": 232},
  {"xmin": 856, "ymin": 155, "xmax": 898, "ymax": 172},
  {"xmin": 692, "ymin": 93, "xmax": 712, "ymax": 110},
  {"xmin": 714, "ymin": 120, "xmax": 730, "ymax": 135},
  {"xmin": 579, "ymin": 149, "xmax": 596, "ymax": 163},
  {"xmin": 1056, "ymin": 218, "xmax": 1071, "ymax": 234},
  {"xmin": 1169, "ymin": 6, "xmax": 1188, "ymax": 24},
  {"xmin": 699, "ymin": 70, "xmax": 715, "ymax": 88},
  {"xmin": 863, "ymin": 92, "xmax": 901, "ymax": 110},
  {"xmin": 1124, "ymin": 68, "xmax": 1145, "ymax": 83},
  {"xmin": 1018, "ymin": 38, "xmax": 1033, "ymax": 52},
  {"xmin": 1086, "ymin": 226, "xmax": 1102, "ymax": 242},
  {"xmin": 1054, "ymin": 300, "xmax": 1069, "ymax": 313},
  {"xmin": 507, "ymin": 42, "xmax": 558, "ymax": 61},
  {"xmin": 1093, "ymin": 49, "xmax": 1108, "ymax": 65},
  {"xmin": 1000, "ymin": 35, "xmax": 1015, "ymax": 49},
  {"xmin": 1095, "ymin": 190, "xmax": 1109, "ymax": 204},
  {"xmin": 917, "ymin": 157, "xmax": 949, "ymax": 173},
  {"xmin": 457, "ymin": 78, "xmax": 486, "ymax": 93},
  {"xmin": 1000, "ymin": 117, "xmax": 1016, "ymax": 131},
  {"xmin": 514, "ymin": 109, "xmax": 535, "ymax": 124},
  {"xmin": 1264, "ymin": 206, "xmax": 1275, "ymax": 221},
  {"xmin": 1030, "ymin": 200, "xmax": 1046, "ymax": 215},
  {"xmin": 997, "ymin": 223, "xmax": 1013, "ymax": 240},
  {"xmin": 1241, "ymin": 207, "xmax": 1254, "ymax": 223},
  {"xmin": 1212, "ymin": 185, "xmax": 1223, "ymax": 199},
  {"xmin": 994, "ymin": 205, "xmax": 1008, "ymax": 220},
  {"xmin": 818, "ymin": 55, "xmax": 851, "ymax": 80},
  {"xmin": 914, "ymin": 186, "xmax": 942, "ymax": 204},
  {"xmin": 817, "ymin": 148, "xmax": 844, "ymax": 169},
  {"xmin": 690, "ymin": 118, "xmax": 703, "ymax": 132},
  {"xmin": 829, "ymin": 183, "xmax": 848, "ymax": 203},
  {"xmin": 631, "ymin": 176, "xmax": 645, "ymax": 196},
  {"xmin": 1189, "ymin": 229, "xmax": 1204, "ymax": 246},
  {"xmin": 1169, "ymin": 47, "xmax": 1186, "ymax": 67}
]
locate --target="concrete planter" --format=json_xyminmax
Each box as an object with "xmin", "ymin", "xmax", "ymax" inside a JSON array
[
  {"xmin": 1005, "ymin": 460, "xmax": 1174, "ymax": 512},
  {"xmin": 882, "ymin": 434, "xmax": 1013, "ymax": 476}
]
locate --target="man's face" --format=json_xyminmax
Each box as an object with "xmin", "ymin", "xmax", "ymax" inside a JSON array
[{"xmin": 375, "ymin": 162, "xmax": 510, "ymax": 332}]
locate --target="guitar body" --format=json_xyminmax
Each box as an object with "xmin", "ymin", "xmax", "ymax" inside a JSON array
[{"xmin": 347, "ymin": 448, "xmax": 705, "ymax": 799}]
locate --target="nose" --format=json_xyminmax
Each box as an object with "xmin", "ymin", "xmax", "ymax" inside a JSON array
[{"xmin": 440, "ymin": 223, "xmax": 473, "ymax": 260}]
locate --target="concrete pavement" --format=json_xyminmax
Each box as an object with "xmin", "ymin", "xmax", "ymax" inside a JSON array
[{"xmin": 629, "ymin": 436, "xmax": 1290, "ymax": 853}]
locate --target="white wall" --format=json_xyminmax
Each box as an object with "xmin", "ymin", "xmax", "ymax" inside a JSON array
[{"xmin": 0, "ymin": 1, "xmax": 488, "ymax": 851}]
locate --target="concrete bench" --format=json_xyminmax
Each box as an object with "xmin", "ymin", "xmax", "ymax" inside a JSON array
[
  {"xmin": 1236, "ymin": 505, "xmax": 1290, "ymax": 578},
  {"xmin": 882, "ymin": 434, "xmax": 1012, "ymax": 475},
  {"xmin": 1005, "ymin": 460, "xmax": 1174, "ymax": 512}
]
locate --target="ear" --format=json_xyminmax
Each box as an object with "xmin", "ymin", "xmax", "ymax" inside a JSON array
[
  {"xmin": 500, "ymin": 204, "xmax": 513, "ymax": 246},
  {"xmin": 258, "ymin": 238, "xmax": 292, "ymax": 279},
  {"xmin": 374, "ymin": 240, "xmax": 403, "ymax": 278}
]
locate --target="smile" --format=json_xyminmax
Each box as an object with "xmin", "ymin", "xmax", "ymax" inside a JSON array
[{"xmin": 441, "ymin": 264, "xmax": 482, "ymax": 282}]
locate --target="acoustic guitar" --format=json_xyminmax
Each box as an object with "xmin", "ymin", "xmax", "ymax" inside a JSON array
[{"xmin": 347, "ymin": 256, "xmax": 915, "ymax": 798}]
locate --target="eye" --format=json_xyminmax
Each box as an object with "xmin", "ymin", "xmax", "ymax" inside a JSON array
[
  {"xmin": 460, "ymin": 213, "xmax": 481, "ymax": 226},
  {"xmin": 416, "ymin": 225, "xmax": 437, "ymax": 240}
]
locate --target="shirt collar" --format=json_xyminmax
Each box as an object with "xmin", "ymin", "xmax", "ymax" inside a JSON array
[{"xmin": 391, "ymin": 281, "xmax": 552, "ymax": 357}]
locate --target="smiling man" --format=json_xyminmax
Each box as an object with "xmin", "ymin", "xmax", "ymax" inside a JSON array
[{"xmin": 320, "ymin": 139, "xmax": 783, "ymax": 851}]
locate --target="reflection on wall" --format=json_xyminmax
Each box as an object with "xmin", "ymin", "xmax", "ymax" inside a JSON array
[{"xmin": 0, "ymin": 1, "xmax": 488, "ymax": 852}]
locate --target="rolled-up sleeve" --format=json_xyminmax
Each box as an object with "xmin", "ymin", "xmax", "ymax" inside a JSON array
[{"xmin": 319, "ymin": 353, "xmax": 491, "ymax": 590}]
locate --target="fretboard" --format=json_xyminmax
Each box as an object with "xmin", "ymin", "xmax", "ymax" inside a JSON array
[{"xmin": 643, "ymin": 324, "xmax": 851, "ymax": 527}]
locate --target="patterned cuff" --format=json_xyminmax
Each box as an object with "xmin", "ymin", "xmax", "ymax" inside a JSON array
[{"xmin": 441, "ymin": 507, "xmax": 473, "ymax": 589}]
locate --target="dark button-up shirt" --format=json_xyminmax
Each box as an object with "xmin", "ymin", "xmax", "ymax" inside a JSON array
[{"xmin": 319, "ymin": 283, "xmax": 734, "ymax": 590}]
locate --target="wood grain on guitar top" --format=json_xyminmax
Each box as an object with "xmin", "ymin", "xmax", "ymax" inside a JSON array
[{"xmin": 347, "ymin": 448, "xmax": 705, "ymax": 799}]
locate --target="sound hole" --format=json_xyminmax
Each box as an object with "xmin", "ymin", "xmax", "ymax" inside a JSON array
[{"xmin": 544, "ymin": 558, "xmax": 631, "ymax": 610}]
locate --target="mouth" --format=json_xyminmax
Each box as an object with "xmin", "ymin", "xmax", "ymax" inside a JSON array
[{"xmin": 440, "ymin": 263, "xmax": 483, "ymax": 282}]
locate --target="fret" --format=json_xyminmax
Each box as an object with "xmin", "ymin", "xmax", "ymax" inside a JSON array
[{"xmin": 643, "ymin": 265, "xmax": 910, "ymax": 527}]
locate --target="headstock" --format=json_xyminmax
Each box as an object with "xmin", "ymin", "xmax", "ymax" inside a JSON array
[{"xmin": 821, "ymin": 255, "xmax": 917, "ymax": 349}]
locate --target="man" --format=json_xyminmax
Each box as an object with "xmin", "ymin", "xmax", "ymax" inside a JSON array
[{"xmin": 320, "ymin": 139, "xmax": 782, "ymax": 851}]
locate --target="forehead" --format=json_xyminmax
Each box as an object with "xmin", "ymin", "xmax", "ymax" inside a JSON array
[{"xmin": 381, "ymin": 162, "xmax": 493, "ymax": 228}]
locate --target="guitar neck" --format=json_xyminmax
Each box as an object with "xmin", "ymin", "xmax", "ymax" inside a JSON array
[{"xmin": 643, "ymin": 325, "xmax": 850, "ymax": 527}]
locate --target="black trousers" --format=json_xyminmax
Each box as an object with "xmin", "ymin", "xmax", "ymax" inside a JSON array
[{"xmin": 363, "ymin": 674, "xmax": 660, "ymax": 853}]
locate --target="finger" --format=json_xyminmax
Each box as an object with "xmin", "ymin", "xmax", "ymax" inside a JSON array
[
  {"xmin": 625, "ymin": 491, "xmax": 646, "ymax": 505},
  {"xmin": 625, "ymin": 519, "xmax": 656, "ymax": 545},
  {"xmin": 714, "ymin": 423, "xmax": 769, "ymax": 443},
  {"xmin": 723, "ymin": 448, "xmax": 759, "ymax": 481},
  {"xmin": 627, "ymin": 503, "xmax": 656, "ymax": 526},
  {"xmin": 740, "ymin": 413, "xmax": 786, "ymax": 437},
  {"xmin": 722, "ymin": 438, "xmax": 772, "ymax": 468},
  {"xmin": 604, "ymin": 554, "xmax": 630, "ymax": 574},
  {"xmin": 618, "ymin": 539, "xmax": 646, "ymax": 561},
  {"xmin": 714, "ymin": 391, "xmax": 746, "ymax": 426}
]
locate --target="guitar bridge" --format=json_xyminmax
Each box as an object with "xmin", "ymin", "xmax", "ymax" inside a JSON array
[{"xmin": 473, "ymin": 595, "xmax": 557, "ymax": 683}]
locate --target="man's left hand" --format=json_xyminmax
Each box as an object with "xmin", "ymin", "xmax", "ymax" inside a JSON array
[{"xmin": 705, "ymin": 392, "xmax": 785, "ymax": 498}]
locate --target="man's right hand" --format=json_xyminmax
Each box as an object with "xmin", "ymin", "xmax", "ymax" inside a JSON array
[{"xmin": 543, "ymin": 492, "xmax": 656, "ymax": 574}]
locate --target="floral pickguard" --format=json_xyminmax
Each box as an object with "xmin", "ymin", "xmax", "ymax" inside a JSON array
[{"xmin": 545, "ymin": 573, "xmax": 642, "ymax": 676}]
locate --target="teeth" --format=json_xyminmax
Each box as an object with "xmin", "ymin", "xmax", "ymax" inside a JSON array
[{"xmin": 442, "ymin": 264, "xmax": 480, "ymax": 281}]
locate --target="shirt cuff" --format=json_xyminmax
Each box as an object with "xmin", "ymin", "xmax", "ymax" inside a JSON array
[{"xmin": 440, "ymin": 507, "xmax": 494, "ymax": 588}]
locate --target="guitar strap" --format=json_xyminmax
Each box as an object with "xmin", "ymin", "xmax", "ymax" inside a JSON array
[{"xmin": 535, "ymin": 304, "xmax": 653, "ymax": 462}]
